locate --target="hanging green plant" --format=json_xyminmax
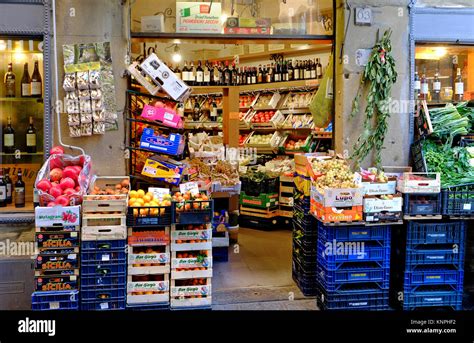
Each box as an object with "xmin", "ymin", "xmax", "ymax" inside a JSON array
[{"xmin": 350, "ymin": 29, "xmax": 398, "ymax": 167}]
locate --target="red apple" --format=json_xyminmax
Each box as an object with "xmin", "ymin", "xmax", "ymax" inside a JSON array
[
  {"xmin": 71, "ymin": 166, "xmax": 82, "ymax": 175},
  {"xmin": 49, "ymin": 157, "xmax": 63, "ymax": 170},
  {"xmin": 49, "ymin": 186, "xmax": 63, "ymax": 198},
  {"xmin": 75, "ymin": 186, "xmax": 80, "ymax": 192},
  {"xmin": 55, "ymin": 195, "xmax": 70, "ymax": 207},
  {"xmin": 63, "ymin": 166, "xmax": 79, "ymax": 181},
  {"xmin": 36, "ymin": 180, "xmax": 52, "ymax": 193},
  {"xmin": 59, "ymin": 177, "xmax": 75, "ymax": 190},
  {"xmin": 63, "ymin": 188, "xmax": 76, "ymax": 196},
  {"xmin": 49, "ymin": 168, "xmax": 63, "ymax": 182}
]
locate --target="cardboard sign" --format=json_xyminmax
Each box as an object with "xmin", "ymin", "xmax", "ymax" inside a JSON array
[
  {"xmin": 176, "ymin": 2, "xmax": 222, "ymax": 34},
  {"xmin": 179, "ymin": 182, "xmax": 200, "ymax": 196},
  {"xmin": 35, "ymin": 206, "xmax": 81, "ymax": 227}
]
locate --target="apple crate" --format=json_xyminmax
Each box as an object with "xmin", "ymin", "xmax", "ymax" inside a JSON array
[
  {"xmin": 128, "ymin": 244, "xmax": 170, "ymax": 275},
  {"xmin": 397, "ymin": 172, "xmax": 440, "ymax": 194},
  {"xmin": 35, "ymin": 206, "xmax": 81, "ymax": 231},
  {"xmin": 170, "ymin": 224, "xmax": 213, "ymax": 251},
  {"xmin": 127, "ymin": 274, "xmax": 170, "ymax": 305},
  {"xmin": 279, "ymin": 134, "xmax": 314, "ymax": 153},
  {"xmin": 250, "ymin": 110, "xmax": 285, "ymax": 129},
  {"xmin": 171, "ymin": 251, "xmax": 213, "ymax": 279},
  {"xmin": 170, "ymin": 278, "xmax": 212, "ymax": 309},
  {"xmin": 83, "ymin": 176, "xmax": 129, "ymax": 215}
]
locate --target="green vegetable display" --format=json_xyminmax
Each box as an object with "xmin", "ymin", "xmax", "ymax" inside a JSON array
[
  {"xmin": 422, "ymin": 139, "xmax": 474, "ymax": 188},
  {"xmin": 429, "ymin": 103, "xmax": 470, "ymax": 144}
]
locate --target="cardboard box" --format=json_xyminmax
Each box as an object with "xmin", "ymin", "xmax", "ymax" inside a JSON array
[
  {"xmin": 238, "ymin": 18, "xmax": 272, "ymax": 28},
  {"xmin": 176, "ymin": 2, "xmax": 222, "ymax": 33},
  {"xmin": 141, "ymin": 15, "xmax": 165, "ymax": 32},
  {"xmin": 36, "ymin": 231, "xmax": 79, "ymax": 250},
  {"xmin": 310, "ymin": 198, "xmax": 363, "ymax": 223},
  {"xmin": 140, "ymin": 105, "xmax": 184, "ymax": 129},
  {"xmin": 141, "ymin": 155, "xmax": 185, "ymax": 185},
  {"xmin": 240, "ymin": 192, "xmax": 279, "ymax": 208},
  {"xmin": 35, "ymin": 206, "xmax": 81, "ymax": 227},
  {"xmin": 35, "ymin": 253, "xmax": 79, "ymax": 271},
  {"xmin": 224, "ymin": 27, "xmax": 272, "ymax": 35},
  {"xmin": 140, "ymin": 54, "xmax": 191, "ymax": 101},
  {"xmin": 139, "ymin": 128, "xmax": 185, "ymax": 156},
  {"xmin": 363, "ymin": 194, "xmax": 403, "ymax": 213},
  {"xmin": 35, "ymin": 275, "xmax": 78, "ymax": 292},
  {"xmin": 311, "ymin": 185, "xmax": 363, "ymax": 207},
  {"xmin": 362, "ymin": 179, "xmax": 397, "ymax": 195}
]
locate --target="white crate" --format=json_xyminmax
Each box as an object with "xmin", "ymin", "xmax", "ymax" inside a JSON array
[
  {"xmin": 127, "ymin": 275, "xmax": 169, "ymax": 305},
  {"xmin": 170, "ymin": 279, "xmax": 211, "ymax": 299},
  {"xmin": 82, "ymin": 214, "xmax": 126, "ymax": 228},
  {"xmin": 212, "ymin": 231, "xmax": 229, "ymax": 247},
  {"xmin": 397, "ymin": 172, "xmax": 441, "ymax": 194},
  {"xmin": 128, "ymin": 245, "xmax": 170, "ymax": 275},
  {"xmin": 83, "ymin": 176, "xmax": 129, "ymax": 214},
  {"xmin": 170, "ymin": 297, "xmax": 212, "ymax": 308},
  {"xmin": 171, "ymin": 241, "xmax": 212, "ymax": 251},
  {"xmin": 81, "ymin": 225, "xmax": 127, "ymax": 241}
]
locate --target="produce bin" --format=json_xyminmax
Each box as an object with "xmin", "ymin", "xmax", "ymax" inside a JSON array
[
  {"xmin": 403, "ymin": 193, "xmax": 442, "ymax": 216},
  {"xmin": 127, "ymin": 205, "xmax": 173, "ymax": 227},
  {"xmin": 31, "ymin": 290, "xmax": 79, "ymax": 311},
  {"xmin": 240, "ymin": 192, "xmax": 279, "ymax": 209},
  {"xmin": 172, "ymin": 200, "xmax": 214, "ymax": 224},
  {"xmin": 441, "ymin": 183, "xmax": 474, "ymax": 216}
]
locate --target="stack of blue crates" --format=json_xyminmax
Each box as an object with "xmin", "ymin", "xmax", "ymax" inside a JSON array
[
  {"xmin": 292, "ymin": 194, "xmax": 318, "ymax": 296},
  {"xmin": 80, "ymin": 240, "xmax": 127, "ymax": 310},
  {"xmin": 400, "ymin": 221, "xmax": 466, "ymax": 310},
  {"xmin": 316, "ymin": 222, "xmax": 391, "ymax": 310}
]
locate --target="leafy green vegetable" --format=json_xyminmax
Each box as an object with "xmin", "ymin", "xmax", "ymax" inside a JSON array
[{"xmin": 429, "ymin": 104, "xmax": 470, "ymax": 145}]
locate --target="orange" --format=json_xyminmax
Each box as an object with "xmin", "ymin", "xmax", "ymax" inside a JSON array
[
  {"xmin": 129, "ymin": 190, "xmax": 138, "ymax": 199},
  {"xmin": 192, "ymin": 202, "xmax": 200, "ymax": 210},
  {"xmin": 140, "ymin": 208, "xmax": 148, "ymax": 216},
  {"xmin": 135, "ymin": 198, "xmax": 145, "ymax": 206},
  {"xmin": 145, "ymin": 192, "xmax": 154, "ymax": 200},
  {"xmin": 143, "ymin": 195, "xmax": 153, "ymax": 203},
  {"xmin": 183, "ymin": 193, "xmax": 190, "ymax": 201},
  {"xmin": 137, "ymin": 189, "xmax": 145, "ymax": 198},
  {"xmin": 184, "ymin": 203, "xmax": 191, "ymax": 211}
]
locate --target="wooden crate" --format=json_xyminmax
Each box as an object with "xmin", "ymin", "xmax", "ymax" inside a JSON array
[
  {"xmin": 81, "ymin": 225, "xmax": 127, "ymax": 241},
  {"xmin": 170, "ymin": 224, "xmax": 212, "ymax": 251},
  {"xmin": 127, "ymin": 227, "xmax": 170, "ymax": 247},
  {"xmin": 83, "ymin": 176, "xmax": 129, "ymax": 215},
  {"xmin": 239, "ymin": 205, "xmax": 279, "ymax": 219},
  {"xmin": 82, "ymin": 213, "xmax": 126, "ymax": 228},
  {"xmin": 170, "ymin": 296, "xmax": 212, "ymax": 309},
  {"xmin": 170, "ymin": 278, "xmax": 212, "ymax": 308},
  {"xmin": 127, "ymin": 274, "xmax": 170, "ymax": 305},
  {"xmin": 128, "ymin": 244, "xmax": 171, "ymax": 275},
  {"xmin": 171, "ymin": 251, "xmax": 213, "ymax": 279}
]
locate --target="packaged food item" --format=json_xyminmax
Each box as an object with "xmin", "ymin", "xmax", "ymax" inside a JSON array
[
  {"xmin": 91, "ymin": 99, "xmax": 103, "ymax": 112},
  {"xmin": 78, "ymin": 89, "xmax": 91, "ymax": 99},
  {"xmin": 63, "ymin": 73, "xmax": 76, "ymax": 91},
  {"xmin": 76, "ymin": 71, "xmax": 90, "ymax": 89},
  {"xmin": 67, "ymin": 113, "xmax": 80, "ymax": 126},
  {"xmin": 66, "ymin": 100, "xmax": 80, "ymax": 114},
  {"xmin": 79, "ymin": 99, "xmax": 92, "ymax": 113},
  {"xmin": 92, "ymin": 109, "xmax": 105, "ymax": 122},
  {"xmin": 89, "ymin": 70, "xmax": 101, "ymax": 88},
  {"xmin": 80, "ymin": 112, "xmax": 92, "ymax": 124},
  {"xmin": 93, "ymin": 121, "xmax": 105, "ymax": 135},
  {"xmin": 80, "ymin": 122, "xmax": 92, "ymax": 136},
  {"xmin": 66, "ymin": 91, "xmax": 79, "ymax": 101},
  {"xmin": 90, "ymin": 88, "xmax": 102, "ymax": 100},
  {"xmin": 69, "ymin": 125, "xmax": 81, "ymax": 137}
]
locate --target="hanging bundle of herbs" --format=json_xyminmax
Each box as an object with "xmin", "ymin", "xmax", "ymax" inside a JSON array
[{"xmin": 351, "ymin": 29, "xmax": 398, "ymax": 167}]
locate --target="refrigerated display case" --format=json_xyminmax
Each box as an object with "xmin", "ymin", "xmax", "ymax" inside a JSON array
[{"xmin": 0, "ymin": 1, "xmax": 51, "ymax": 223}]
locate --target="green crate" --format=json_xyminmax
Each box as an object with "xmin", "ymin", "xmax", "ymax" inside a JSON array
[{"xmin": 240, "ymin": 192, "xmax": 279, "ymax": 209}]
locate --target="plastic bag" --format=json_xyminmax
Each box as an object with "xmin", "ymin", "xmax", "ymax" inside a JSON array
[
  {"xmin": 310, "ymin": 56, "xmax": 333, "ymax": 128},
  {"xmin": 35, "ymin": 154, "xmax": 92, "ymax": 206}
]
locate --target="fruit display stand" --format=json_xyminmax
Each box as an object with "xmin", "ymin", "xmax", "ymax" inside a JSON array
[
  {"xmin": 32, "ymin": 206, "xmax": 81, "ymax": 310},
  {"xmin": 244, "ymin": 131, "xmax": 283, "ymax": 154},
  {"xmin": 170, "ymin": 199, "xmax": 214, "ymax": 309}
]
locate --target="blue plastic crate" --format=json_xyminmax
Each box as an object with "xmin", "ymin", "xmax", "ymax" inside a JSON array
[
  {"xmin": 293, "ymin": 238, "xmax": 317, "ymax": 267},
  {"xmin": 80, "ymin": 270, "xmax": 127, "ymax": 289},
  {"xmin": 404, "ymin": 266, "xmax": 464, "ymax": 288},
  {"xmin": 81, "ymin": 298, "xmax": 126, "ymax": 311},
  {"xmin": 292, "ymin": 216, "xmax": 317, "ymax": 239},
  {"xmin": 318, "ymin": 289, "xmax": 389, "ymax": 310},
  {"xmin": 406, "ymin": 244, "xmax": 465, "ymax": 267},
  {"xmin": 127, "ymin": 205, "xmax": 172, "ymax": 227},
  {"xmin": 317, "ymin": 222, "xmax": 391, "ymax": 243},
  {"xmin": 317, "ymin": 263, "xmax": 390, "ymax": 291},
  {"xmin": 292, "ymin": 258, "xmax": 318, "ymax": 296},
  {"xmin": 316, "ymin": 279, "xmax": 388, "ymax": 295},
  {"xmin": 81, "ymin": 240, "xmax": 127, "ymax": 251},
  {"xmin": 293, "ymin": 233, "xmax": 317, "ymax": 255},
  {"xmin": 293, "ymin": 204, "xmax": 314, "ymax": 227},
  {"xmin": 173, "ymin": 200, "xmax": 214, "ymax": 224},
  {"xmin": 403, "ymin": 193, "xmax": 442, "ymax": 216},
  {"xmin": 406, "ymin": 221, "xmax": 466, "ymax": 246},
  {"xmin": 31, "ymin": 290, "xmax": 79, "ymax": 311},
  {"xmin": 317, "ymin": 239, "xmax": 390, "ymax": 268},
  {"xmin": 441, "ymin": 183, "xmax": 474, "ymax": 217},
  {"xmin": 80, "ymin": 262, "xmax": 126, "ymax": 276},
  {"xmin": 80, "ymin": 248, "xmax": 127, "ymax": 265},
  {"xmin": 80, "ymin": 287, "xmax": 126, "ymax": 302},
  {"xmin": 403, "ymin": 286, "xmax": 463, "ymax": 310}
]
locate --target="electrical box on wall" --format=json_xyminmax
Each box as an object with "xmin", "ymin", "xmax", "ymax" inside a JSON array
[{"xmin": 354, "ymin": 7, "xmax": 372, "ymax": 26}]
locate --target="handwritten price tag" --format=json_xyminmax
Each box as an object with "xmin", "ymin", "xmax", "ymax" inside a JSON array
[
  {"xmin": 179, "ymin": 182, "xmax": 200, "ymax": 196},
  {"xmin": 149, "ymin": 187, "xmax": 170, "ymax": 200}
]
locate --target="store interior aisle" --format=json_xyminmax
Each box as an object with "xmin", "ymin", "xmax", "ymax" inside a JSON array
[{"xmin": 212, "ymin": 228, "xmax": 317, "ymax": 310}]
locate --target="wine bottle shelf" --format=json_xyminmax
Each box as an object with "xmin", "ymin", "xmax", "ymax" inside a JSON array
[
  {"xmin": 0, "ymin": 97, "xmax": 43, "ymax": 102},
  {"xmin": 0, "ymin": 151, "xmax": 44, "ymax": 157}
]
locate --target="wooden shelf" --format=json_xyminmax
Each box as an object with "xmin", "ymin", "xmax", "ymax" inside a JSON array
[
  {"xmin": 0, "ymin": 97, "xmax": 43, "ymax": 102},
  {"xmin": 190, "ymin": 79, "xmax": 319, "ymax": 95},
  {"xmin": 131, "ymin": 32, "xmax": 334, "ymax": 45},
  {"xmin": 0, "ymin": 152, "xmax": 44, "ymax": 156},
  {"xmin": 0, "ymin": 202, "xmax": 35, "ymax": 214}
]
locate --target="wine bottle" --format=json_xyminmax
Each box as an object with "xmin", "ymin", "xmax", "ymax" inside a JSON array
[
  {"xmin": 182, "ymin": 61, "xmax": 189, "ymax": 83},
  {"xmin": 204, "ymin": 61, "xmax": 211, "ymax": 86},
  {"xmin": 174, "ymin": 64, "xmax": 182, "ymax": 80},
  {"xmin": 4, "ymin": 169, "xmax": 12, "ymax": 205},
  {"xmin": 193, "ymin": 100, "xmax": 200, "ymax": 122},
  {"xmin": 274, "ymin": 62, "xmax": 281, "ymax": 83},
  {"xmin": 414, "ymin": 69, "xmax": 420, "ymax": 100},
  {"xmin": 454, "ymin": 67, "xmax": 464, "ymax": 102},
  {"xmin": 294, "ymin": 60, "xmax": 300, "ymax": 80},
  {"xmin": 316, "ymin": 58, "xmax": 323, "ymax": 79},
  {"xmin": 26, "ymin": 116, "xmax": 37, "ymax": 153},
  {"xmin": 195, "ymin": 60, "xmax": 204, "ymax": 86},
  {"xmin": 432, "ymin": 69, "xmax": 441, "ymax": 102},
  {"xmin": 0, "ymin": 170, "xmax": 6, "ymax": 208},
  {"xmin": 210, "ymin": 97, "xmax": 218, "ymax": 122},
  {"xmin": 14, "ymin": 168, "xmax": 25, "ymax": 208},
  {"xmin": 218, "ymin": 62, "xmax": 225, "ymax": 86},
  {"xmin": 189, "ymin": 61, "xmax": 195, "ymax": 86},
  {"xmin": 21, "ymin": 63, "xmax": 31, "ymax": 97},
  {"xmin": 288, "ymin": 60, "xmax": 294, "ymax": 81},
  {"xmin": 251, "ymin": 67, "xmax": 257, "ymax": 84},
  {"xmin": 420, "ymin": 67, "xmax": 429, "ymax": 100},
  {"xmin": 3, "ymin": 116, "xmax": 15, "ymax": 154},
  {"xmin": 283, "ymin": 61, "xmax": 289, "ymax": 82},
  {"xmin": 257, "ymin": 65, "xmax": 263, "ymax": 84},
  {"xmin": 4, "ymin": 63, "xmax": 16, "ymax": 97},
  {"xmin": 310, "ymin": 59, "xmax": 317, "ymax": 79},
  {"xmin": 30, "ymin": 60, "xmax": 42, "ymax": 98},
  {"xmin": 213, "ymin": 62, "xmax": 220, "ymax": 86},
  {"xmin": 231, "ymin": 62, "xmax": 238, "ymax": 86},
  {"xmin": 224, "ymin": 61, "xmax": 231, "ymax": 86}
]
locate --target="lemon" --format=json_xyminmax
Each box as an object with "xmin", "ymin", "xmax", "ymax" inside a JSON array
[
  {"xmin": 137, "ymin": 189, "xmax": 145, "ymax": 198},
  {"xmin": 129, "ymin": 190, "xmax": 138, "ymax": 199}
]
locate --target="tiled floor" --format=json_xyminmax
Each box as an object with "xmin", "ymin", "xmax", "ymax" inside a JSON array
[{"xmin": 212, "ymin": 227, "xmax": 317, "ymax": 310}]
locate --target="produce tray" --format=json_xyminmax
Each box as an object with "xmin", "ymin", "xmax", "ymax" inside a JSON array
[
  {"xmin": 279, "ymin": 134, "xmax": 314, "ymax": 153},
  {"xmin": 293, "ymin": 218, "xmax": 317, "ymax": 240},
  {"xmin": 292, "ymin": 257, "xmax": 318, "ymax": 296},
  {"xmin": 80, "ymin": 246, "xmax": 127, "ymax": 265},
  {"xmin": 244, "ymin": 131, "xmax": 282, "ymax": 152},
  {"xmin": 411, "ymin": 138, "xmax": 428, "ymax": 173},
  {"xmin": 80, "ymin": 266, "xmax": 127, "ymax": 288},
  {"xmin": 83, "ymin": 176, "xmax": 129, "ymax": 214},
  {"xmin": 80, "ymin": 262, "xmax": 127, "ymax": 276},
  {"xmin": 80, "ymin": 298, "xmax": 126, "ymax": 311},
  {"xmin": 241, "ymin": 175, "xmax": 279, "ymax": 196},
  {"xmin": 81, "ymin": 226, "xmax": 127, "ymax": 241},
  {"xmin": 172, "ymin": 200, "xmax": 214, "ymax": 224},
  {"xmin": 316, "ymin": 280, "xmax": 389, "ymax": 295},
  {"xmin": 240, "ymin": 192, "xmax": 279, "ymax": 209},
  {"xmin": 406, "ymin": 221, "xmax": 466, "ymax": 246},
  {"xmin": 404, "ymin": 267, "xmax": 464, "ymax": 289},
  {"xmin": 405, "ymin": 245, "xmax": 465, "ymax": 267},
  {"xmin": 282, "ymin": 113, "xmax": 314, "ymax": 129},
  {"xmin": 317, "ymin": 240, "xmax": 391, "ymax": 268},
  {"xmin": 35, "ymin": 253, "xmax": 79, "ymax": 271},
  {"xmin": 81, "ymin": 286, "xmax": 127, "ymax": 302},
  {"xmin": 31, "ymin": 290, "xmax": 79, "ymax": 311},
  {"xmin": 441, "ymin": 183, "xmax": 474, "ymax": 217},
  {"xmin": 127, "ymin": 205, "xmax": 173, "ymax": 227},
  {"xmin": 35, "ymin": 274, "xmax": 78, "ymax": 292},
  {"xmin": 403, "ymin": 193, "xmax": 441, "ymax": 216},
  {"xmin": 317, "ymin": 222, "xmax": 391, "ymax": 243},
  {"xmin": 402, "ymin": 286, "xmax": 462, "ymax": 310},
  {"xmin": 317, "ymin": 264, "xmax": 390, "ymax": 291},
  {"xmin": 250, "ymin": 110, "xmax": 285, "ymax": 129},
  {"xmin": 36, "ymin": 231, "xmax": 79, "ymax": 250},
  {"xmin": 318, "ymin": 289, "xmax": 389, "ymax": 311}
]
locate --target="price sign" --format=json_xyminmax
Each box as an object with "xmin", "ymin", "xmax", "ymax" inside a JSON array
[
  {"xmin": 179, "ymin": 182, "xmax": 200, "ymax": 196},
  {"xmin": 149, "ymin": 187, "xmax": 170, "ymax": 200}
]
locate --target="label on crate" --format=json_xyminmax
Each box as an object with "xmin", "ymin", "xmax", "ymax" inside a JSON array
[
  {"xmin": 36, "ymin": 254, "xmax": 78, "ymax": 270},
  {"xmin": 127, "ymin": 281, "xmax": 169, "ymax": 293},
  {"xmin": 171, "ymin": 229, "xmax": 211, "ymax": 240},
  {"xmin": 149, "ymin": 187, "xmax": 170, "ymax": 200},
  {"xmin": 129, "ymin": 253, "xmax": 169, "ymax": 264},
  {"xmin": 101, "ymin": 254, "xmax": 110, "ymax": 262},
  {"xmin": 36, "ymin": 232, "xmax": 79, "ymax": 249},
  {"xmin": 35, "ymin": 206, "xmax": 81, "ymax": 227},
  {"xmin": 172, "ymin": 257, "xmax": 212, "ymax": 269},
  {"xmin": 361, "ymin": 181, "xmax": 397, "ymax": 195},
  {"xmin": 363, "ymin": 196, "xmax": 402, "ymax": 213},
  {"xmin": 311, "ymin": 185, "xmax": 363, "ymax": 207},
  {"xmin": 35, "ymin": 276, "xmax": 77, "ymax": 292},
  {"xmin": 100, "ymin": 303, "xmax": 109, "ymax": 310},
  {"xmin": 171, "ymin": 285, "xmax": 211, "ymax": 297},
  {"xmin": 463, "ymin": 203, "xmax": 472, "ymax": 210},
  {"xmin": 49, "ymin": 302, "xmax": 60, "ymax": 310}
]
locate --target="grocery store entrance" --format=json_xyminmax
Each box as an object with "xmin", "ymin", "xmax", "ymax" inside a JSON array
[{"xmin": 212, "ymin": 227, "xmax": 316, "ymax": 310}]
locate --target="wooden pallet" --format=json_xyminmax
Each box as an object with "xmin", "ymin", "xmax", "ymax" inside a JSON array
[
  {"xmin": 128, "ymin": 245, "xmax": 170, "ymax": 275},
  {"xmin": 240, "ymin": 205, "xmax": 279, "ymax": 219},
  {"xmin": 403, "ymin": 214, "xmax": 443, "ymax": 220}
]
